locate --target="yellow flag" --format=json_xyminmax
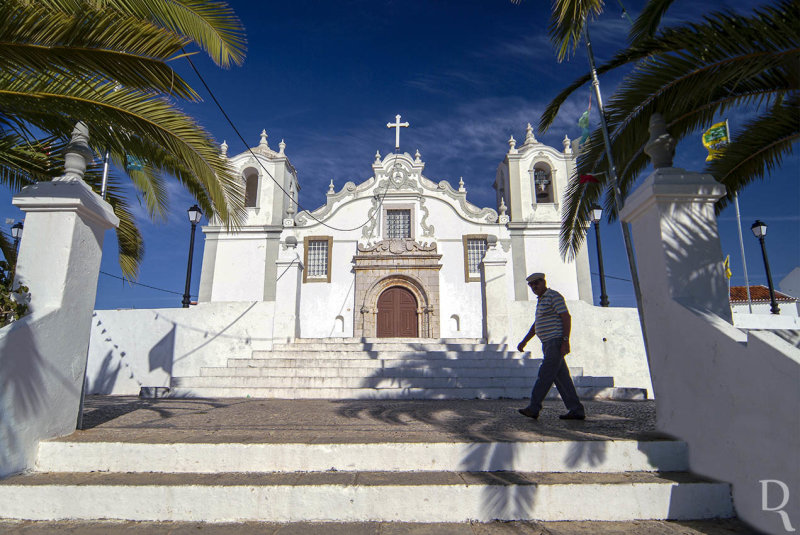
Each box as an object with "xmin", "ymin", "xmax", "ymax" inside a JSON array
[
  {"xmin": 723, "ymin": 255, "xmax": 732, "ymax": 279},
  {"xmin": 702, "ymin": 121, "xmax": 729, "ymax": 161}
]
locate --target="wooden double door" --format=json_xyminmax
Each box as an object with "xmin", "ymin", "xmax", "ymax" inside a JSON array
[{"xmin": 376, "ymin": 286, "xmax": 418, "ymax": 338}]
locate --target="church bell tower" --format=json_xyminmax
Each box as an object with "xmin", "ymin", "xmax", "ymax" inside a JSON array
[
  {"xmin": 197, "ymin": 130, "xmax": 299, "ymax": 303},
  {"xmin": 494, "ymin": 124, "xmax": 593, "ymax": 303}
]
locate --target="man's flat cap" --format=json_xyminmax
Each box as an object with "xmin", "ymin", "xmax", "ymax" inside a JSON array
[{"xmin": 526, "ymin": 272, "xmax": 545, "ymax": 283}]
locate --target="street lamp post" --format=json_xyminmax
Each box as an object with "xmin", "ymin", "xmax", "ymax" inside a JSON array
[
  {"xmin": 751, "ymin": 220, "xmax": 780, "ymax": 315},
  {"xmin": 182, "ymin": 205, "xmax": 203, "ymax": 308},
  {"xmin": 591, "ymin": 204, "xmax": 609, "ymax": 307}
]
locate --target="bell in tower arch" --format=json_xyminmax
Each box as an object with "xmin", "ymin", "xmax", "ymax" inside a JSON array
[{"xmin": 532, "ymin": 164, "xmax": 554, "ymax": 203}]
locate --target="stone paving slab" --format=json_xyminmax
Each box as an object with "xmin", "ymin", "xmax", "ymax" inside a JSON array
[
  {"xmin": 0, "ymin": 520, "xmax": 760, "ymax": 534},
  {"xmin": 60, "ymin": 397, "xmax": 667, "ymax": 444}
]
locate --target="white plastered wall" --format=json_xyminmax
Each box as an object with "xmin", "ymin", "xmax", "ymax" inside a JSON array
[
  {"xmin": 85, "ymin": 301, "xmax": 276, "ymax": 395},
  {"xmin": 507, "ymin": 300, "xmax": 652, "ymax": 396}
]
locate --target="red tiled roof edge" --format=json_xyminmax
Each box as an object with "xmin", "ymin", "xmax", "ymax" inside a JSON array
[{"xmin": 729, "ymin": 285, "xmax": 796, "ymax": 303}]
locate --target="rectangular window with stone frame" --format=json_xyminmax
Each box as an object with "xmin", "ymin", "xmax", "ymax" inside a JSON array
[
  {"xmin": 385, "ymin": 208, "xmax": 412, "ymax": 239},
  {"xmin": 462, "ymin": 235, "xmax": 488, "ymax": 282},
  {"xmin": 303, "ymin": 236, "xmax": 333, "ymax": 283}
]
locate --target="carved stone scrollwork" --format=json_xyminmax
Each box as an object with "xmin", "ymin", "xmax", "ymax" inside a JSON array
[
  {"xmin": 419, "ymin": 198, "xmax": 434, "ymax": 237},
  {"xmin": 357, "ymin": 239, "xmax": 437, "ymax": 255},
  {"xmin": 361, "ymin": 195, "xmax": 380, "ymax": 239}
]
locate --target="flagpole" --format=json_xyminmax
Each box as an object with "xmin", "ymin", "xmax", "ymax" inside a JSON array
[
  {"xmin": 584, "ymin": 23, "xmax": 650, "ymax": 359},
  {"xmin": 733, "ymin": 194, "xmax": 753, "ymax": 312},
  {"xmin": 725, "ymin": 120, "xmax": 753, "ymax": 313}
]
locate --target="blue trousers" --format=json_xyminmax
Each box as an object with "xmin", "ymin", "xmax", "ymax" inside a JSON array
[{"xmin": 527, "ymin": 339, "xmax": 584, "ymax": 414}]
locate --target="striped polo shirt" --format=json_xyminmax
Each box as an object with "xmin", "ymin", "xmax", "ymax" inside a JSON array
[{"xmin": 535, "ymin": 288, "xmax": 568, "ymax": 342}]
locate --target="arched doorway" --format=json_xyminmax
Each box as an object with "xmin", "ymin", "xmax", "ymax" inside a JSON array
[{"xmin": 377, "ymin": 286, "xmax": 418, "ymax": 338}]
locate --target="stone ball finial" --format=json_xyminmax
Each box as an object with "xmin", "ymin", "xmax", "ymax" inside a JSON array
[
  {"xmin": 279, "ymin": 138, "xmax": 286, "ymax": 155},
  {"xmin": 414, "ymin": 149, "xmax": 421, "ymax": 163},
  {"xmin": 644, "ymin": 113, "xmax": 676, "ymax": 169},
  {"xmin": 499, "ymin": 197, "xmax": 507, "ymax": 216},
  {"xmin": 260, "ymin": 129, "xmax": 269, "ymax": 148},
  {"xmin": 220, "ymin": 140, "xmax": 228, "ymax": 157},
  {"xmin": 508, "ymin": 135, "xmax": 517, "ymax": 153},
  {"xmin": 374, "ymin": 150, "xmax": 381, "ymax": 163},
  {"xmin": 563, "ymin": 134, "xmax": 572, "ymax": 155},
  {"xmin": 58, "ymin": 121, "xmax": 94, "ymax": 182},
  {"xmin": 328, "ymin": 179, "xmax": 335, "ymax": 194}
]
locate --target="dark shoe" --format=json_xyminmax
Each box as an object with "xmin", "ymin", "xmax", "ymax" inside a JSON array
[
  {"xmin": 518, "ymin": 407, "xmax": 539, "ymax": 419},
  {"xmin": 559, "ymin": 411, "xmax": 586, "ymax": 420}
]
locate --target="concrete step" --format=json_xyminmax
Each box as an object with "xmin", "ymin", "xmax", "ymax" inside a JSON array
[
  {"xmin": 198, "ymin": 367, "xmax": 604, "ymax": 383},
  {"xmin": 195, "ymin": 369, "xmax": 608, "ymax": 387},
  {"xmin": 254, "ymin": 349, "xmax": 522, "ymax": 359},
  {"xmin": 264, "ymin": 341, "xmax": 518, "ymax": 353},
  {"xmin": 165, "ymin": 386, "xmax": 646, "ymax": 400},
  {"xmin": 173, "ymin": 375, "xmax": 580, "ymax": 389},
  {"xmin": 212, "ymin": 361, "xmax": 552, "ymax": 374},
  {"xmin": 288, "ymin": 337, "xmax": 484, "ymax": 343},
  {"xmin": 34, "ymin": 440, "xmax": 688, "ymax": 474},
  {"xmin": 276, "ymin": 337, "xmax": 484, "ymax": 347},
  {"xmin": 0, "ymin": 470, "xmax": 734, "ymax": 523},
  {"xmin": 227, "ymin": 357, "xmax": 546, "ymax": 368}
]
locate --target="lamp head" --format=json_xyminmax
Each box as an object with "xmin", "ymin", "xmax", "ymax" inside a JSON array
[
  {"xmin": 10, "ymin": 221, "xmax": 23, "ymax": 239},
  {"xmin": 751, "ymin": 220, "xmax": 767, "ymax": 239},
  {"xmin": 590, "ymin": 204, "xmax": 602, "ymax": 223},
  {"xmin": 187, "ymin": 204, "xmax": 203, "ymax": 225}
]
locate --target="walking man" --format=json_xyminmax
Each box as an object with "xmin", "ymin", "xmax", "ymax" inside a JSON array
[{"xmin": 517, "ymin": 272, "xmax": 586, "ymax": 420}]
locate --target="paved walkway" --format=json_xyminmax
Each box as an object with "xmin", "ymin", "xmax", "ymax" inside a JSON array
[{"xmin": 65, "ymin": 396, "xmax": 668, "ymax": 444}]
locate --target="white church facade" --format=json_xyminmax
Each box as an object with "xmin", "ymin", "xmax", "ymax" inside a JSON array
[
  {"xmin": 197, "ymin": 121, "xmax": 593, "ymax": 340},
  {"xmin": 83, "ymin": 119, "xmax": 652, "ymax": 399}
]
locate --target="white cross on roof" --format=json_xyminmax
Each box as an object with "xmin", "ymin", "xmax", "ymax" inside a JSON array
[{"xmin": 386, "ymin": 114, "xmax": 409, "ymax": 150}]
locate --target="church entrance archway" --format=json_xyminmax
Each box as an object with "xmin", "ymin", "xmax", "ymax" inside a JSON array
[{"xmin": 377, "ymin": 286, "xmax": 418, "ymax": 338}]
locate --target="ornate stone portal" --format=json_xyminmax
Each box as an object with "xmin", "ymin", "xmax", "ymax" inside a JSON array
[{"xmin": 353, "ymin": 239, "xmax": 442, "ymax": 338}]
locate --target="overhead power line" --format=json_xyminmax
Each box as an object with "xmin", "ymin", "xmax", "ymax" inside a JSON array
[{"xmin": 182, "ymin": 51, "xmax": 395, "ymax": 233}]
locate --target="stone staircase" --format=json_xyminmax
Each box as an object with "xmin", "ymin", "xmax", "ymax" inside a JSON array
[
  {"xmin": 170, "ymin": 338, "xmax": 646, "ymax": 400},
  {"xmin": 0, "ymin": 435, "xmax": 733, "ymax": 523}
]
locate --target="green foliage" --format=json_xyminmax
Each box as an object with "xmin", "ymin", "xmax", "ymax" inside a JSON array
[
  {"xmin": 539, "ymin": 0, "xmax": 799, "ymax": 259},
  {"xmin": 0, "ymin": 0, "xmax": 248, "ymax": 279},
  {"xmin": 0, "ymin": 261, "xmax": 29, "ymax": 327}
]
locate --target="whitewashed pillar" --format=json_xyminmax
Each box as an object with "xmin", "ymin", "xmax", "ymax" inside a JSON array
[
  {"xmin": 273, "ymin": 236, "xmax": 303, "ymax": 342},
  {"xmin": 0, "ymin": 122, "xmax": 118, "ymax": 477},
  {"xmin": 621, "ymin": 114, "xmax": 732, "ymax": 322},
  {"xmin": 481, "ymin": 236, "xmax": 509, "ymax": 343},
  {"xmin": 620, "ymin": 114, "xmax": 731, "ymax": 322},
  {"xmin": 12, "ymin": 124, "xmax": 119, "ymax": 312}
]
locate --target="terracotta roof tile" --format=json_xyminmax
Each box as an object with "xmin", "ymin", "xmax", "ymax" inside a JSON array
[{"xmin": 729, "ymin": 285, "xmax": 796, "ymax": 303}]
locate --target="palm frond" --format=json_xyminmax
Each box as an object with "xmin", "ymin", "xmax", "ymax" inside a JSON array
[
  {"xmin": 549, "ymin": 0, "xmax": 605, "ymax": 62},
  {"xmin": 0, "ymin": 229, "xmax": 15, "ymax": 265},
  {"xmin": 628, "ymin": 0, "xmax": 676, "ymax": 45},
  {"xmin": 0, "ymin": 133, "xmax": 60, "ymax": 187},
  {"xmin": 81, "ymin": 164, "xmax": 144, "ymax": 280},
  {"xmin": 556, "ymin": 0, "xmax": 799, "ymax": 258},
  {"xmin": 33, "ymin": 0, "xmax": 246, "ymax": 67},
  {"xmin": 0, "ymin": 2, "xmax": 199, "ymax": 101},
  {"xmin": 0, "ymin": 73, "xmax": 245, "ymax": 226},
  {"xmin": 98, "ymin": 0, "xmax": 247, "ymax": 67}
]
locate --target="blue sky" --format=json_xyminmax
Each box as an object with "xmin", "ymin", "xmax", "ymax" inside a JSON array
[{"xmin": 2, "ymin": 0, "xmax": 797, "ymax": 310}]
